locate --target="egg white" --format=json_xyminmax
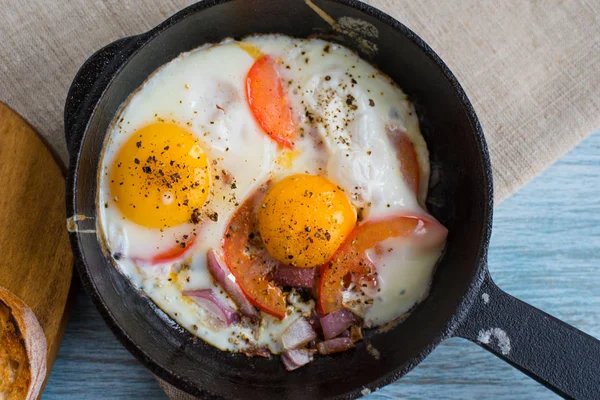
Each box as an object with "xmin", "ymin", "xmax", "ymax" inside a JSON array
[{"xmin": 98, "ymin": 35, "xmax": 440, "ymax": 354}]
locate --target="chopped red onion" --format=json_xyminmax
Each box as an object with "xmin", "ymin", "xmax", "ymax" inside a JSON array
[
  {"xmin": 274, "ymin": 264, "xmax": 316, "ymax": 288},
  {"xmin": 339, "ymin": 330, "xmax": 350, "ymax": 338},
  {"xmin": 320, "ymin": 308, "xmax": 357, "ymax": 340},
  {"xmin": 308, "ymin": 315, "xmax": 321, "ymax": 333},
  {"xmin": 317, "ymin": 337, "xmax": 355, "ymax": 355},
  {"xmin": 281, "ymin": 349, "xmax": 315, "ymax": 371},
  {"xmin": 282, "ymin": 318, "xmax": 317, "ymax": 350},
  {"xmin": 183, "ymin": 289, "xmax": 239, "ymax": 327},
  {"xmin": 206, "ymin": 248, "xmax": 259, "ymax": 319}
]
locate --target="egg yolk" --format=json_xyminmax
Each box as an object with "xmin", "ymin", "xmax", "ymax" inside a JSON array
[
  {"xmin": 109, "ymin": 122, "xmax": 210, "ymax": 228},
  {"xmin": 257, "ymin": 174, "xmax": 357, "ymax": 268}
]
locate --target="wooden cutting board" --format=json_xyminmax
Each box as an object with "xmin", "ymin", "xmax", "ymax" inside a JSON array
[{"xmin": 0, "ymin": 102, "xmax": 73, "ymax": 379}]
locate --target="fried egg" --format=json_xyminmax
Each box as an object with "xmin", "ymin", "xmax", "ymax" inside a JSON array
[{"xmin": 97, "ymin": 35, "xmax": 446, "ymax": 355}]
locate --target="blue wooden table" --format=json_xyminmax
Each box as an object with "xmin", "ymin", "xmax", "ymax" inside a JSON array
[{"xmin": 44, "ymin": 131, "xmax": 600, "ymax": 399}]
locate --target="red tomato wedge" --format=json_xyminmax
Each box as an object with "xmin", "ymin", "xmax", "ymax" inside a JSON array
[
  {"xmin": 146, "ymin": 234, "xmax": 197, "ymax": 264},
  {"xmin": 222, "ymin": 188, "xmax": 287, "ymax": 319},
  {"xmin": 318, "ymin": 215, "xmax": 447, "ymax": 315},
  {"xmin": 387, "ymin": 127, "xmax": 420, "ymax": 195},
  {"xmin": 246, "ymin": 55, "xmax": 296, "ymax": 148}
]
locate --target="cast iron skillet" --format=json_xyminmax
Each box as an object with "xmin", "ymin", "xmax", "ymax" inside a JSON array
[{"xmin": 64, "ymin": 0, "xmax": 600, "ymax": 398}]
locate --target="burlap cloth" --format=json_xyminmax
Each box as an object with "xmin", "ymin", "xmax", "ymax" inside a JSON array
[{"xmin": 2, "ymin": 0, "xmax": 599, "ymax": 398}]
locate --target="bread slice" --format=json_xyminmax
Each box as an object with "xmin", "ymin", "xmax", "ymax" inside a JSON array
[{"xmin": 0, "ymin": 287, "xmax": 46, "ymax": 400}]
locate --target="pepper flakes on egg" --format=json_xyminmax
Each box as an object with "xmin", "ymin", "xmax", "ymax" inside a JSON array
[
  {"xmin": 108, "ymin": 122, "xmax": 211, "ymax": 228},
  {"xmin": 257, "ymin": 174, "xmax": 357, "ymax": 268}
]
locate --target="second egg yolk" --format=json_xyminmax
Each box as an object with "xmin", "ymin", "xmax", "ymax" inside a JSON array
[
  {"xmin": 109, "ymin": 122, "xmax": 210, "ymax": 228},
  {"xmin": 257, "ymin": 174, "xmax": 357, "ymax": 268}
]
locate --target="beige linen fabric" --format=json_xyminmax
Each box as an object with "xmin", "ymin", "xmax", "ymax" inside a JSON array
[{"xmin": 1, "ymin": 0, "xmax": 599, "ymax": 398}]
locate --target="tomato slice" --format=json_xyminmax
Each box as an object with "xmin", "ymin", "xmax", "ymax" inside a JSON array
[
  {"xmin": 222, "ymin": 187, "xmax": 287, "ymax": 319},
  {"xmin": 139, "ymin": 233, "xmax": 197, "ymax": 264},
  {"xmin": 132, "ymin": 232, "xmax": 196, "ymax": 264},
  {"xmin": 246, "ymin": 55, "xmax": 296, "ymax": 148},
  {"xmin": 318, "ymin": 215, "xmax": 447, "ymax": 314},
  {"xmin": 387, "ymin": 127, "xmax": 420, "ymax": 195}
]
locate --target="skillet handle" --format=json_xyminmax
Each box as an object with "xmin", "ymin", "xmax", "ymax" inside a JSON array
[
  {"xmin": 454, "ymin": 273, "xmax": 600, "ymax": 399},
  {"xmin": 64, "ymin": 36, "xmax": 138, "ymax": 151}
]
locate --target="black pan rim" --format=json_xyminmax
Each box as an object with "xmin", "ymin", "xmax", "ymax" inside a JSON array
[{"xmin": 66, "ymin": 0, "xmax": 494, "ymax": 398}]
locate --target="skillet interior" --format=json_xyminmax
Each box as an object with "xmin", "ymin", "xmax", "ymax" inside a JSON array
[{"xmin": 68, "ymin": 0, "xmax": 493, "ymax": 398}]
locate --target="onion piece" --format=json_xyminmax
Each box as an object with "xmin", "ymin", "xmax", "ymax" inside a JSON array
[
  {"xmin": 282, "ymin": 317, "xmax": 317, "ymax": 350},
  {"xmin": 274, "ymin": 264, "xmax": 316, "ymax": 288},
  {"xmin": 281, "ymin": 349, "xmax": 316, "ymax": 371},
  {"xmin": 308, "ymin": 314, "xmax": 321, "ymax": 333},
  {"xmin": 317, "ymin": 337, "xmax": 355, "ymax": 355},
  {"xmin": 320, "ymin": 308, "xmax": 357, "ymax": 340},
  {"xmin": 206, "ymin": 248, "xmax": 259, "ymax": 320},
  {"xmin": 183, "ymin": 289, "xmax": 238, "ymax": 327}
]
